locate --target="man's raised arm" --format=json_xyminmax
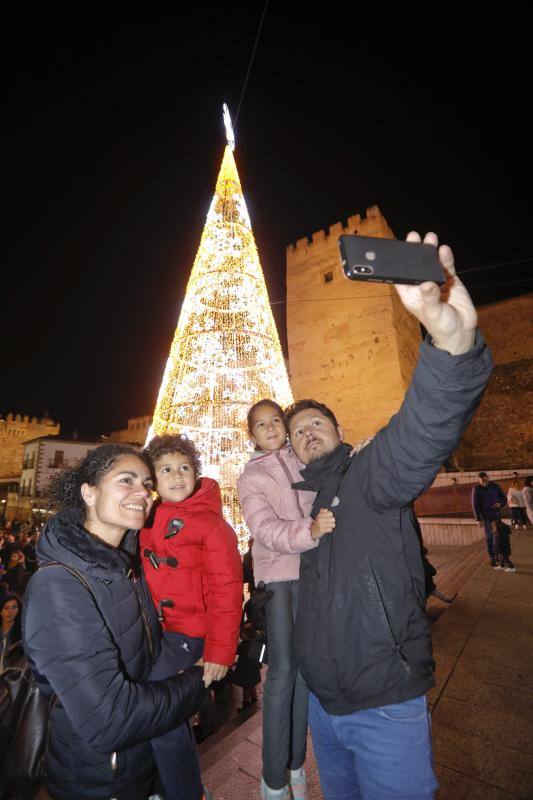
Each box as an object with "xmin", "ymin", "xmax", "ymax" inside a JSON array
[{"xmin": 359, "ymin": 231, "xmax": 493, "ymax": 511}]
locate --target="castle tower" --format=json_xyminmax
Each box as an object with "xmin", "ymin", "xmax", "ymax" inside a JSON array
[
  {"xmin": 0, "ymin": 412, "xmax": 60, "ymax": 481},
  {"xmin": 286, "ymin": 207, "xmax": 421, "ymax": 444},
  {"xmin": 148, "ymin": 142, "xmax": 293, "ymax": 547}
]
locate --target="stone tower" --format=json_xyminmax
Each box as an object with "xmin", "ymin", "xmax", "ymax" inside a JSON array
[
  {"xmin": 286, "ymin": 206, "xmax": 422, "ymax": 444},
  {"xmin": 0, "ymin": 412, "xmax": 60, "ymax": 479}
]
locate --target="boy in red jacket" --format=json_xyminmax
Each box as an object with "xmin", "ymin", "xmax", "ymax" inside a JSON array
[{"xmin": 141, "ymin": 434, "xmax": 243, "ymax": 800}]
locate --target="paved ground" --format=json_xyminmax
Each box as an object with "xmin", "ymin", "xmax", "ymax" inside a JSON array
[{"xmin": 199, "ymin": 532, "xmax": 533, "ymax": 799}]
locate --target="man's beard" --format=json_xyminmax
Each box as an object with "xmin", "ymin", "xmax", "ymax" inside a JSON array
[{"xmin": 306, "ymin": 442, "xmax": 337, "ymax": 463}]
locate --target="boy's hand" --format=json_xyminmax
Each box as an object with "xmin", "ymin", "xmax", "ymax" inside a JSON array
[
  {"xmin": 311, "ymin": 508, "xmax": 336, "ymax": 540},
  {"xmin": 203, "ymin": 662, "xmax": 228, "ymax": 687}
]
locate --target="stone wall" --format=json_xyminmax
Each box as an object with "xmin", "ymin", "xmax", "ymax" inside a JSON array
[
  {"xmin": 109, "ymin": 415, "xmax": 152, "ymax": 445},
  {"xmin": 0, "ymin": 412, "xmax": 60, "ymax": 480},
  {"xmin": 286, "ymin": 207, "xmax": 421, "ymax": 443},
  {"xmin": 454, "ymin": 294, "xmax": 533, "ymax": 469}
]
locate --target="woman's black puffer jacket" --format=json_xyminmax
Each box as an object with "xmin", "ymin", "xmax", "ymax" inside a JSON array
[{"xmin": 22, "ymin": 510, "xmax": 203, "ymax": 800}]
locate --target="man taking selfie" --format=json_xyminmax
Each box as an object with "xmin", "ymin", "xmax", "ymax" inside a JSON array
[{"xmin": 286, "ymin": 231, "xmax": 493, "ymax": 800}]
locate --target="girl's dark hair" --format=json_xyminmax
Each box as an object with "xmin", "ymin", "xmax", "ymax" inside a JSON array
[
  {"xmin": 0, "ymin": 592, "xmax": 22, "ymax": 642},
  {"xmin": 246, "ymin": 399, "xmax": 287, "ymax": 436},
  {"xmin": 48, "ymin": 443, "xmax": 151, "ymax": 522},
  {"xmin": 525, "ymin": 475, "xmax": 533, "ymax": 488},
  {"xmin": 143, "ymin": 434, "xmax": 202, "ymax": 478}
]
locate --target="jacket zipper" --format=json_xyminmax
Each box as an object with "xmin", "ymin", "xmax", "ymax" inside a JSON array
[
  {"xmin": 276, "ymin": 451, "xmax": 305, "ymax": 518},
  {"xmin": 369, "ymin": 564, "xmax": 410, "ymax": 672}
]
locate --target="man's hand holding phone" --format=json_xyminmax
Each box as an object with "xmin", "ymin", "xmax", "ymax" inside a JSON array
[{"xmin": 395, "ymin": 232, "xmax": 477, "ymax": 356}]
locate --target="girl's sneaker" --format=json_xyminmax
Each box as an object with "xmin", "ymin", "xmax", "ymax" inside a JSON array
[
  {"xmin": 289, "ymin": 767, "xmax": 307, "ymax": 800},
  {"xmin": 261, "ymin": 777, "xmax": 289, "ymax": 799}
]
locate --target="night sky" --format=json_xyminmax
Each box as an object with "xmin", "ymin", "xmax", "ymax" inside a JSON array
[{"xmin": 2, "ymin": 7, "xmax": 531, "ymax": 437}]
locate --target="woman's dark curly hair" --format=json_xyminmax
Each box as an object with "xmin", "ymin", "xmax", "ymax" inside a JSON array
[
  {"xmin": 48, "ymin": 443, "xmax": 152, "ymax": 522},
  {"xmin": 0, "ymin": 592, "xmax": 23, "ymax": 643},
  {"xmin": 143, "ymin": 434, "xmax": 202, "ymax": 477}
]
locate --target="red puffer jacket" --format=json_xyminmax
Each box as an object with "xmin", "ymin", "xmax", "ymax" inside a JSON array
[{"xmin": 141, "ymin": 478, "xmax": 243, "ymax": 665}]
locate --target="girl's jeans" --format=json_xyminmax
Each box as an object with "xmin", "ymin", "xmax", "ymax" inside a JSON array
[{"xmin": 263, "ymin": 580, "xmax": 308, "ymax": 789}]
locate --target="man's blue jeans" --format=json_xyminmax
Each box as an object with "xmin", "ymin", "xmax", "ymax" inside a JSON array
[{"xmin": 308, "ymin": 692, "xmax": 438, "ymax": 800}]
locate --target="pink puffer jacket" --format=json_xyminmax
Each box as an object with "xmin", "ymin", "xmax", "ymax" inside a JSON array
[{"xmin": 237, "ymin": 445, "xmax": 317, "ymax": 584}]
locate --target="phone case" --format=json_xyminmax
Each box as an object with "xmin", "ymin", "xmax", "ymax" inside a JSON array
[{"xmin": 339, "ymin": 235, "xmax": 446, "ymax": 285}]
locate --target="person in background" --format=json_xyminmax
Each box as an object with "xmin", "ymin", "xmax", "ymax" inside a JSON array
[
  {"xmin": 523, "ymin": 476, "xmax": 533, "ymax": 526},
  {"xmin": 243, "ymin": 536, "xmax": 256, "ymax": 594},
  {"xmin": 491, "ymin": 519, "xmax": 516, "ymax": 572},
  {"xmin": 507, "ymin": 479, "xmax": 527, "ymax": 530},
  {"xmin": 4, "ymin": 550, "xmax": 28, "ymax": 595},
  {"xmin": 233, "ymin": 621, "xmax": 262, "ymax": 712},
  {"xmin": 0, "ymin": 592, "xmax": 22, "ymax": 670},
  {"xmin": 472, "ymin": 472, "xmax": 507, "ymax": 566}
]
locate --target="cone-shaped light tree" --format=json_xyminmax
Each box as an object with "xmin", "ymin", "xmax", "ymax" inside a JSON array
[{"xmin": 147, "ymin": 128, "xmax": 293, "ymax": 548}]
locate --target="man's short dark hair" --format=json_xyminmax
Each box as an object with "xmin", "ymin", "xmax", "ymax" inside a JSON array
[
  {"xmin": 478, "ymin": 471, "xmax": 488, "ymax": 478},
  {"xmin": 285, "ymin": 399, "xmax": 340, "ymax": 431}
]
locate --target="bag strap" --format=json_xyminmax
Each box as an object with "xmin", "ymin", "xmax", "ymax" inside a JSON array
[
  {"xmin": 38, "ymin": 561, "xmax": 97, "ymax": 601},
  {"xmin": 34, "ymin": 562, "xmax": 99, "ymax": 708}
]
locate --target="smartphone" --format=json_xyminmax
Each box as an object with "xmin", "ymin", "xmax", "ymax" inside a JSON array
[{"xmin": 338, "ymin": 235, "xmax": 446, "ymax": 286}]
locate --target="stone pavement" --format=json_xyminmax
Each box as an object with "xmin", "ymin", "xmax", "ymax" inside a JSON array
[{"xmin": 200, "ymin": 531, "xmax": 533, "ymax": 799}]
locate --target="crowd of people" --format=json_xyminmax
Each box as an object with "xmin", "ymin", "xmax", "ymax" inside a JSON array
[{"xmin": 0, "ymin": 232, "xmax": 529, "ymax": 800}]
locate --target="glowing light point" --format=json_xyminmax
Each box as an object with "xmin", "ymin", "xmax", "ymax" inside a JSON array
[
  {"xmin": 147, "ymin": 141, "xmax": 293, "ymax": 550},
  {"xmin": 223, "ymin": 103, "xmax": 235, "ymax": 151}
]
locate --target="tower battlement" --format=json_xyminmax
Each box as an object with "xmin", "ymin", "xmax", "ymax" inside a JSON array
[
  {"xmin": 0, "ymin": 411, "xmax": 60, "ymax": 481},
  {"xmin": 286, "ymin": 206, "xmax": 393, "ymax": 267}
]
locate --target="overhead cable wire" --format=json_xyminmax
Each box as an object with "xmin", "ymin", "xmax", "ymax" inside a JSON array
[
  {"xmin": 233, "ymin": 0, "xmax": 269, "ymax": 132},
  {"xmin": 458, "ymin": 256, "xmax": 533, "ymax": 275}
]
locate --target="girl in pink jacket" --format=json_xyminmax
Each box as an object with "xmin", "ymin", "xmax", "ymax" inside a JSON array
[{"xmin": 237, "ymin": 399, "xmax": 335, "ymax": 800}]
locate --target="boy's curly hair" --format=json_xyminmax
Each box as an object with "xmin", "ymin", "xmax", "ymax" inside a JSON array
[{"xmin": 143, "ymin": 434, "xmax": 202, "ymax": 477}]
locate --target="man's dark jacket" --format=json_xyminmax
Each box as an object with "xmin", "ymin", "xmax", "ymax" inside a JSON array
[
  {"xmin": 22, "ymin": 510, "xmax": 203, "ymax": 800},
  {"xmin": 471, "ymin": 481, "xmax": 507, "ymax": 521},
  {"xmin": 293, "ymin": 333, "xmax": 493, "ymax": 715}
]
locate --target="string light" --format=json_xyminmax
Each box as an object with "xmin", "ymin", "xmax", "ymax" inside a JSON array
[{"xmin": 147, "ymin": 145, "xmax": 293, "ymax": 550}]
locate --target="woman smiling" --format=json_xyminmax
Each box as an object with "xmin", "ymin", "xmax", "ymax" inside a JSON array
[{"xmin": 22, "ymin": 443, "xmax": 204, "ymax": 800}]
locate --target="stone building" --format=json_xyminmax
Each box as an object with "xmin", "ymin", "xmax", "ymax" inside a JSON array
[
  {"xmin": 0, "ymin": 412, "xmax": 60, "ymax": 480},
  {"xmin": 0, "ymin": 412, "xmax": 60, "ymax": 520},
  {"xmin": 454, "ymin": 293, "xmax": 533, "ymax": 469},
  {"xmin": 285, "ymin": 211, "xmax": 532, "ymax": 469},
  {"xmin": 286, "ymin": 206, "xmax": 421, "ymax": 444},
  {"xmin": 7, "ymin": 436, "xmax": 101, "ymax": 523},
  {"xmin": 109, "ymin": 415, "xmax": 152, "ymax": 445}
]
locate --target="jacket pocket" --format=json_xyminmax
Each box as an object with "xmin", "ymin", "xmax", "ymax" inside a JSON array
[{"xmin": 369, "ymin": 563, "xmax": 410, "ymax": 673}]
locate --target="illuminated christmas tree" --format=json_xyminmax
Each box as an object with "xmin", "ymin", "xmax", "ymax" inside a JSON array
[{"xmin": 147, "ymin": 114, "xmax": 293, "ymax": 548}]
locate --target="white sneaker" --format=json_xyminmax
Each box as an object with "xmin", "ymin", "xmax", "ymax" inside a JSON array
[
  {"xmin": 261, "ymin": 777, "xmax": 290, "ymax": 799},
  {"xmin": 289, "ymin": 767, "xmax": 307, "ymax": 800}
]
